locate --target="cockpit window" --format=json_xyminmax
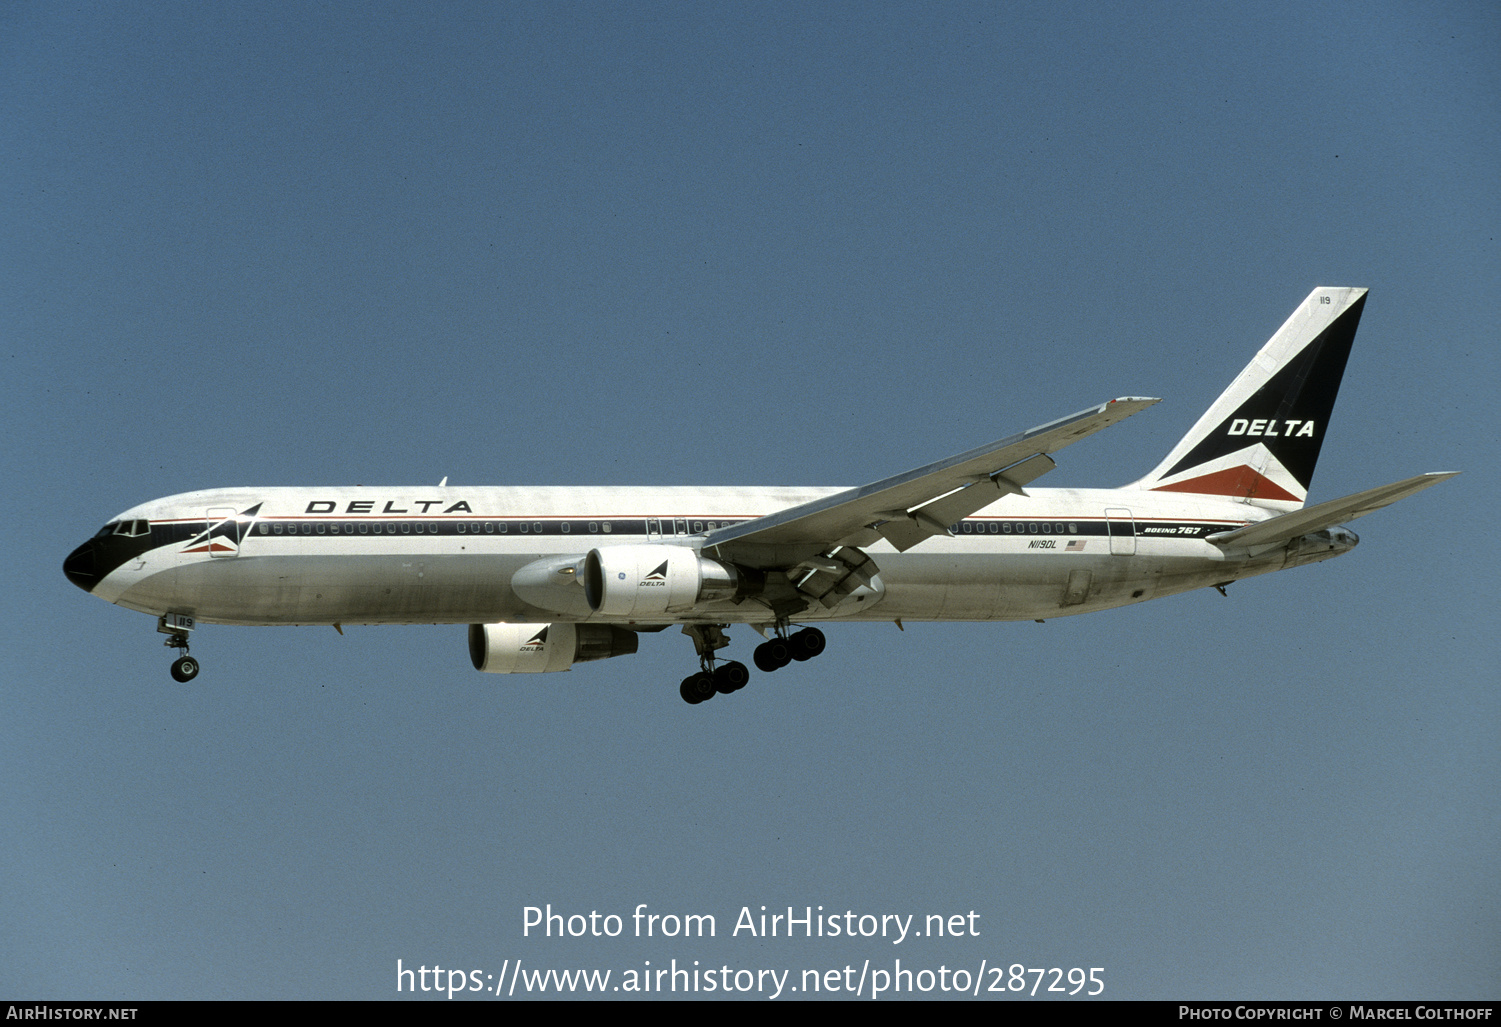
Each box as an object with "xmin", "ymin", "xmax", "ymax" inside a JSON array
[
  {"xmin": 95, "ymin": 522, "xmax": 119, "ymax": 537},
  {"xmin": 111, "ymin": 519, "xmax": 150, "ymax": 538}
]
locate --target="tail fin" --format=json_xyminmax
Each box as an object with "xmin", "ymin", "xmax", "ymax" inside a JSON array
[{"xmin": 1128, "ymin": 287, "xmax": 1368, "ymax": 510}]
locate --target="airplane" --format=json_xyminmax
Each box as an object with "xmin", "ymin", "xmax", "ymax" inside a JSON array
[{"xmin": 64, "ymin": 287, "xmax": 1455, "ymax": 704}]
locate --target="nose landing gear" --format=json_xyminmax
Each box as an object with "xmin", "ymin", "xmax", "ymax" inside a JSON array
[
  {"xmin": 158, "ymin": 614, "xmax": 200, "ymax": 682},
  {"xmin": 169, "ymin": 650, "xmax": 200, "ymax": 682}
]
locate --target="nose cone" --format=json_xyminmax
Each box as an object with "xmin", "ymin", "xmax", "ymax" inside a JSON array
[{"xmin": 63, "ymin": 542, "xmax": 99, "ymax": 592}]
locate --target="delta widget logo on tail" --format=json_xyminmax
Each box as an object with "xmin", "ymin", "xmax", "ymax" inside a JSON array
[{"xmin": 1134, "ymin": 288, "xmax": 1365, "ymax": 505}]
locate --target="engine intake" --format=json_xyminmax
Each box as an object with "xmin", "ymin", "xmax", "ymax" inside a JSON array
[{"xmin": 468, "ymin": 622, "xmax": 639, "ymax": 673}]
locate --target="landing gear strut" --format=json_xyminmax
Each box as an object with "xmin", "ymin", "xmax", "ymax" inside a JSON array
[{"xmin": 158, "ymin": 614, "xmax": 200, "ymax": 682}]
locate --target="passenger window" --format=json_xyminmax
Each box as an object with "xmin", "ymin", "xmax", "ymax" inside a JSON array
[
  {"xmin": 561, "ymin": 522, "xmax": 570, "ymax": 533},
  {"xmin": 1069, "ymin": 523, "xmax": 1078, "ymax": 534},
  {"xmin": 485, "ymin": 522, "xmax": 494, "ymax": 533},
  {"xmin": 589, "ymin": 522, "xmax": 598, "ymax": 533},
  {"xmin": 533, "ymin": 522, "xmax": 542, "ymax": 533},
  {"xmin": 603, "ymin": 522, "xmax": 612, "ymax": 533},
  {"xmin": 498, "ymin": 522, "xmax": 507, "ymax": 533}
]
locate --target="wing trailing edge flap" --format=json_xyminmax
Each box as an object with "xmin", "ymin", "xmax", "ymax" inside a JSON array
[
  {"xmin": 1206, "ymin": 472, "xmax": 1458, "ymax": 549},
  {"xmin": 705, "ymin": 397, "xmax": 1160, "ymax": 565},
  {"xmin": 789, "ymin": 546, "xmax": 881, "ymax": 609},
  {"xmin": 873, "ymin": 451, "xmax": 1058, "ymax": 552}
]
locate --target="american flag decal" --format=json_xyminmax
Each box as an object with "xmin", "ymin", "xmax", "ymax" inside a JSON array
[{"xmin": 1066, "ymin": 540, "xmax": 1087, "ymax": 552}]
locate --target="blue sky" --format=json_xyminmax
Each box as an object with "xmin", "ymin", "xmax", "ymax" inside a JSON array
[{"xmin": 3, "ymin": 1, "xmax": 1497, "ymax": 1000}]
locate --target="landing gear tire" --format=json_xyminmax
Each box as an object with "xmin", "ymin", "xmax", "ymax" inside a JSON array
[
  {"xmin": 789, "ymin": 627, "xmax": 826, "ymax": 661},
  {"xmin": 713, "ymin": 661, "xmax": 750, "ymax": 694},
  {"xmin": 170, "ymin": 656, "xmax": 200, "ymax": 682},
  {"xmin": 680, "ymin": 672, "xmax": 716, "ymax": 704},
  {"xmin": 753, "ymin": 639, "xmax": 792, "ymax": 672}
]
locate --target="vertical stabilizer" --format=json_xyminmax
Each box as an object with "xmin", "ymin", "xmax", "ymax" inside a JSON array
[{"xmin": 1128, "ymin": 287, "xmax": 1367, "ymax": 510}]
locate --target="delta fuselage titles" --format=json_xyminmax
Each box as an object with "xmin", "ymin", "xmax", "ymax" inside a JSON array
[{"xmin": 71, "ymin": 483, "xmax": 1346, "ymax": 629}]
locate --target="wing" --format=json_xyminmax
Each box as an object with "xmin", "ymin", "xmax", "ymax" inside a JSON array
[
  {"xmin": 1205, "ymin": 472, "xmax": 1458, "ymax": 549},
  {"xmin": 704, "ymin": 397, "xmax": 1159, "ymax": 566}
]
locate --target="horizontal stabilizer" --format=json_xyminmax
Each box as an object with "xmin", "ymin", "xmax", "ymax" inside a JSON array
[{"xmin": 1206, "ymin": 472, "xmax": 1457, "ymax": 548}]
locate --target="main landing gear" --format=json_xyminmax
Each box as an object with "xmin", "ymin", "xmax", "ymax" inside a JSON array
[
  {"xmin": 752, "ymin": 626, "xmax": 825, "ymax": 672},
  {"xmin": 678, "ymin": 624, "xmax": 826, "ymax": 705},
  {"xmin": 679, "ymin": 660, "xmax": 750, "ymax": 705},
  {"xmin": 158, "ymin": 614, "xmax": 200, "ymax": 682}
]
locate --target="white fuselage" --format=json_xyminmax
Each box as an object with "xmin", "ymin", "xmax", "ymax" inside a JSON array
[{"xmin": 83, "ymin": 484, "xmax": 1344, "ymax": 628}]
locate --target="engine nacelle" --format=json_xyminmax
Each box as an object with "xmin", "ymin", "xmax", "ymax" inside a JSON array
[
  {"xmin": 1283, "ymin": 526, "xmax": 1359, "ymax": 568},
  {"xmin": 583, "ymin": 545, "xmax": 752, "ymax": 617},
  {"xmin": 468, "ymin": 622, "xmax": 639, "ymax": 673}
]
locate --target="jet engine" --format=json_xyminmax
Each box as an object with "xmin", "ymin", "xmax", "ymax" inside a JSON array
[
  {"xmin": 468, "ymin": 622, "xmax": 639, "ymax": 673},
  {"xmin": 583, "ymin": 545, "xmax": 758, "ymax": 617}
]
